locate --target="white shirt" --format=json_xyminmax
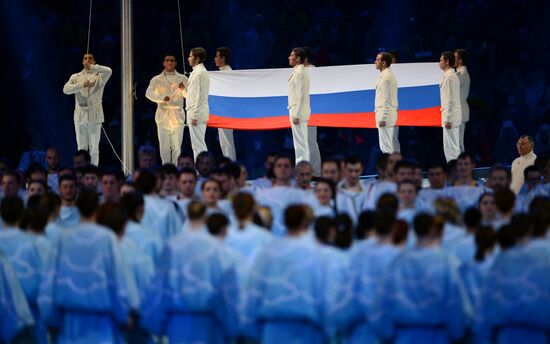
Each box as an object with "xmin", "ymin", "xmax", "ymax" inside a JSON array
[
  {"xmin": 456, "ymin": 66, "xmax": 470, "ymax": 122},
  {"xmin": 63, "ymin": 64, "xmax": 112, "ymax": 124},
  {"xmin": 182, "ymin": 63, "xmax": 210, "ymax": 123},
  {"xmin": 440, "ymin": 68, "xmax": 462, "ymax": 127},
  {"xmin": 511, "ymin": 150, "xmax": 537, "ymax": 194},
  {"xmin": 374, "ymin": 67, "xmax": 398, "ymax": 127},
  {"xmin": 287, "ymin": 64, "xmax": 311, "ymax": 121},
  {"xmin": 145, "ymin": 70, "xmax": 189, "ymax": 127}
]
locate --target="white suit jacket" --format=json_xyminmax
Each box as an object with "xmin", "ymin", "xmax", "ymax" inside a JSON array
[
  {"xmin": 440, "ymin": 68, "xmax": 462, "ymax": 127},
  {"xmin": 375, "ymin": 67, "xmax": 398, "ymax": 128},
  {"xmin": 287, "ymin": 64, "xmax": 311, "ymax": 121}
]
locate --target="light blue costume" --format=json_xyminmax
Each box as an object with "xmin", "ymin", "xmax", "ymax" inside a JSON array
[
  {"xmin": 416, "ymin": 188, "xmax": 447, "ymax": 213},
  {"xmin": 370, "ymin": 246, "xmax": 472, "ymax": 343},
  {"xmin": 0, "ymin": 227, "xmax": 43, "ymax": 341},
  {"xmin": 363, "ymin": 181, "xmax": 396, "ymax": 210},
  {"xmin": 443, "ymin": 185, "xmax": 487, "ymax": 213},
  {"xmin": 442, "ymin": 227, "xmax": 475, "ymax": 265},
  {"xmin": 337, "ymin": 187, "xmax": 367, "ymax": 222},
  {"xmin": 226, "ymin": 222, "xmax": 273, "ymax": 262},
  {"xmin": 344, "ymin": 242, "xmax": 402, "ymax": 344},
  {"xmin": 242, "ymin": 234, "xmax": 329, "ymax": 343},
  {"xmin": 56, "ymin": 205, "xmax": 80, "ymax": 228},
  {"xmin": 0, "ymin": 252, "xmax": 34, "ymax": 342},
  {"xmin": 141, "ymin": 195, "xmax": 183, "ymax": 242},
  {"xmin": 124, "ymin": 220, "xmax": 163, "ymax": 264},
  {"xmin": 44, "ymin": 221, "xmax": 66, "ymax": 243},
  {"xmin": 38, "ymin": 222, "xmax": 133, "ymax": 344},
  {"xmin": 255, "ymin": 186, "xmax": 313, "ymax": 236},
  {"xmin": 459, "ymin": 253, "xmax": 495, "ymax": 308},
  {"xmin": 474, "ymin": 241, "xmax": 550, "ymax": 343},
  {"xmin": 140, "ymin": 229, "xmax": 240, "ymax": 343}
]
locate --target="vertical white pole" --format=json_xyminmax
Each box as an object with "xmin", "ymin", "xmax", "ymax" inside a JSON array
[{"xmin": 121, "ymin": 0, "xmax": 134, "ymax": 175}]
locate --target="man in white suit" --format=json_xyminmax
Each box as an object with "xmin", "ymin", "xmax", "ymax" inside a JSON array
[
  {"xmin": 454, "ymin": 49, "xmax": 470, "ymax": 153},
  {"xmin": 375, "ymin": 52, "xmax": 400, "ymax": 154},
  {"xmin": 146, "ymin": 54, "xmax": 189, "ymax": 164},
  {"xmin": 180, "ymin": 47, "xmax": 210, "ymax": 160},
  {"xmin": 439, "ymin": 51, "xmax": 462, "ymax": 162},
  {"xmin": 63, "ymin": 53, "xmax": 112, "ymax": 166},
  {"xmin": 287, "ymin": 47, "xmax": 311, "ymax": 164},
  {"xmin": 213, "ymin": 47, "xmax": 237, "ymax": 160}
]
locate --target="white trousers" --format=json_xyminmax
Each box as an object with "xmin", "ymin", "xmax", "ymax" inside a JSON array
[
  {"xmin": 75, "ymin": 122, "xmax": 101, "ymax": 166},
  {"xmin": 443, "ymin": 126, "xmax": 460, "ymax": 162},
  {"xmin": 291, "ymin": 120, "xmax": 310, "ymax": 164},
  {"xmin": 308, "ymin": 126, "xmax": 321, "ymax": 176},
  {"xmin": 218, "ymin": 128, "xmax": 236, "ymax": 160},
  {"xmin": 157, "ymin": 125, "xmax": 184, "ymax": 164},
  {"xmin": 378, "ymin": 126, "xmax": 400, "ymax": 154},
  {"xmin": 189, "ymin": 122, "xmax": 208, "ymax": 161},
  {"xmin": 459, "ymin": 122, "xmax": 467, "ymax": 152}
]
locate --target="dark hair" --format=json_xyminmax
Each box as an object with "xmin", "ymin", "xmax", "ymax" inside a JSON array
[
  {"xmin": 441, "ymin": 51, "xmax": 455, "ymax": 67},
  {"xmin": 474, "ymin": 225, "xmax": 496, "ymax": 262},
  {"xmin": 413, "ymin": 213, "xmax": 434, "ymax": 238},
  {"xmin": 187, "ymin": 201, "xmax": 207, "ymax": 221},
  {"xmin": 392, "ymin": 219, "xmax": 408, "ymax": 245},
  {"xmin": 96, "ymin": 202, "xmax": 128, "ymax": 236},
  {"xmin": 334, "ymin": 213, "xmax": 353, "ymax": 249},
  {"xmin": 225, "ymin": 163, "xmax": 241, "ymax": 180},
  {"xmin": 457, "ymin": 152, "xmax": 474, "ymax": 164},
  {"xmin": 100, "ymin": 169, "xmax": 124, "ymax": 182},
  {"xmin": 216, "ymin": 47, "xmax": 231, "ymax": 66},
  {"xmin": 322, "ymin": 158, "xmax": 341, "ymax": 170},
  {"xmin": 388, "ymin": 50, "xmax": 399, "ymax": 63},
  {"xmin": 454, "ymin": 49, "xmax": 467, "ymax": 65},
  {"xmin": 497, "ymin": 225, "xmax": 516, "ymax": 249},
  {"xmin": 120, "ymin": 191, "xmax": 145, "ymax": 222},
  {"xmin": 190, "ymin": 47, "xmax": 207, "ymax": 63},
  {"xmin": 530, "ymin": 197, "xmax": 550, "ymax": 238},
  {"xmin": 207, "ymin": 213, "xmax": 229, "ymax": 237},
  {"xmin": 356, "ymin": 210, "xmax": 376, "ymax": 240},
  {"xmin": 489, "ymin": 164, "xmax": 511, "ymax": 181},
  {"xmin": 314, "ymin": 216, "xmax": 335, "ymax": 245},
  {"xmin": 274, "ymin": 154, "xmax": 294, "ymax": 168},
  {"xmin": 40, "ymin": 192, "xmax": 61, "ymax": 218},
  {"xmin": 494, "ymin": 188, "xmax": 515, "ymax": 214},
  {"xmin": 58, "ymin": 174, "xmax": 77, "ymax": 187},
  {"xmin": 82, "ymin": 164, "xmax": 100, "ymax": 177},
  {"xmin": 232, "ymin": 192, "xmax": 255, "ymax": 225},
  {"xmin": 375, "ymin": 210, "xmax": 396, "ymax": 236},
  {"xmin": 159, "ymin": 163, "xmax": 178, "ymax": 178},
  {"xmin": 510, "ymin": 213, "xmax": 531, "ymax": 240},
  {"xmin": 463, "ymin": 207, "xmax": 482, "ymax": 230},
  {"xmin": 76, "ymin": 189, "xmax": 99, "ymax": 217},
  {"xmin": 73, "ymin": 149, "xmax": 91, "ymax": 164},
  {"xmin": 379, "ymin": 52, "xmax": 393, "ymax": 67},
  {"xmin": 217, "ymin": 156, "xmax": 232, "ymax": 167},
  {"xmin": 134, "ymin": 169, "xmax": 157, "ymax": 194},
  {"xmin": 201, "ymin": 178, "xmax": 221, "ymax": 192},
  {"xmin": 0, "ymin": 195, "xmax": 24, "ymax": 225},
  {"xmin": 284, "ymin": 205, "xmax": 308, "ymax": 232},
  {"xmin": 344, "ymin": 155, "xmax": 362, "ymax": 166},
  {"xmin": 177, "ymin": 167, "xmax": 197, "ymax": 179},
  {"xmin": 523, "ymin": 165, "xmax": 541, "ymax": 179},
  {"xmin": 291, "ymin": 47, "xmax": 307, "ymax": 64},
  {"xmin": 26, "ymin": 163, "xmax": 47, "ymax": 179},
  {"xmin": 478, "ymin": 192, "xmax": 495, "ymax": 207},
  {"xmin": 2, "ymin": 171, "xmax": 21, "ymax": 184},
  {"xmin": 163, "ymin": 53, "xmax": 177, "ymax": 61},
  {"xmin": 376, "ymin": 193, "xmax": 399, "ymax": 216},
  {"xmin": 196, "ymin": 151, "xmax": 215, "ymax": 165},
  {"xmin": 428, "ymin": 161, "xmax": 447, "ymax": 173},
  {"xmin": 23, "ymin": 200, "xmax": 49, "ymax": 234},
  {"xmin": 394, "ymin": 160, "xmax": 413, "ymax": 175}
]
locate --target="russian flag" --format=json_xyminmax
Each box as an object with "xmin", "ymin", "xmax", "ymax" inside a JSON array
[{"xmin": 207, "ymin": 63, "xmax": 442, "ymax": 130}]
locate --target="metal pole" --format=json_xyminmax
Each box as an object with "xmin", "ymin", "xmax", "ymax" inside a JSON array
[{"xmin": 121, "ymin": 0, "xmax": 134, "ymax": 175}]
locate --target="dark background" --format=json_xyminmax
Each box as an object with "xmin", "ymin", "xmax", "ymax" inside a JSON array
[{"xmin": 1, "ymin": 0, "xmax": 549, "ymax": 177}]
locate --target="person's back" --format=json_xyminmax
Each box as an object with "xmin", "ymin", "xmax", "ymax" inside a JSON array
[
  {"xmin": 242, "ymin": 235, "xmax": 327, "ymax": 343},
  {"xmin": 226, "ymin": 222, "xmax": 272, "ymax": 261},
  {"xmin": 38, "ymin": 221, "xmax": 132, "ymax": 343},
  {"xmin": 371, "ymin": 214, "xmax": 471, "ymax": 343},
  {"xmin": 0, "ymin": 252, "xmax": 34, "ymax": 342},
  {"xmin": 474, "ymin": 239, "xmax": 550, "ymax": 343},
  {"xmin": 139, "ymin": 228, "xmax": 239, "ymax": 343}
]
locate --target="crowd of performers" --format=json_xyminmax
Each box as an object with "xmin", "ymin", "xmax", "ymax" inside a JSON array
[{"xmin": 1, "ymin": 144, "xmax": 550, "ymax": 343}]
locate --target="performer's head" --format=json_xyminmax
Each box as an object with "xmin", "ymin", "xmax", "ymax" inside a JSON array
[
  {"xmin": 439, "ymin": 51, "xmax": 455, "ymax": 71},
  {"xmin": 189, "ymin": 47, "xmax": 207, "ymax": 67},
  {"xmin": 454, "ymin": 49, "xmax": 467, "ymax": 68},
  {"xmin": 388, "ymin": 51, "xmax": 399, "ymax": 64},
  {"xmin": 375, "ymin": 52, "xmax": 393, "ymax": 71},
  {"xmin": 289, "ymin": 47, "xmax": 306, "ymax": 67},
  {"xmin": 214, "ymin": 47, "xmax": 231, "ymax": 68},
  {"xmin": 82, "ymin": 53, "xmax": 96, "ymax": 70},
  {"xmin": 163, "ymin": 54, "xmax": 178, "ymax": 72}
]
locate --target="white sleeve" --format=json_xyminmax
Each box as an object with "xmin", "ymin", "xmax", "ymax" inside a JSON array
[
  {"xmin": 145, "ymin": 77, "xmax": 165, "ymax": 103},
  {"xmin": 63, "ymin": 74, "xmax": 83, "ymax": 95}
]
